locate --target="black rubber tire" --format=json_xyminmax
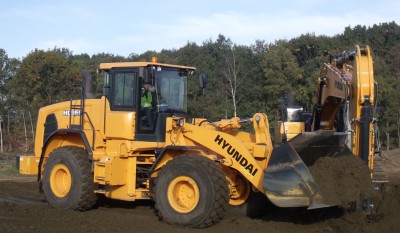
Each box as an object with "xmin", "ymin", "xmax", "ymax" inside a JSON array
[
  {"xmin": 154, "ymin": 154, "xmax": 229, "ymax": 228},
  {"xmin": 42, "ymin": 146, "xmax": 96, "ymax": 211}
]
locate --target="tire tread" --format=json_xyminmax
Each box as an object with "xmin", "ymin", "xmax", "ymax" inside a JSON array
[
  {"xmin": 43, "ymin": 146, "xmax": 96, "ymax": 211},
  {"xmin": 154, "ymin": 154, "xmax": 229, "ymax": 228}
]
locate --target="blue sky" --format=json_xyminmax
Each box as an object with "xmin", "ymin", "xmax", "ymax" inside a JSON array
[{"xmin": 1, "ymin": 0, "xmax": 399, "ymax": 59}]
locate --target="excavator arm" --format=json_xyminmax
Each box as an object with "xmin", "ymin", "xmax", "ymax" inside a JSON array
[
  {"xmin": 269, "ymin": 45, "xmax": 380, "ymax": 208},
  {"xmin": 350, "ymin": 45, "xmax": 375, "ymax": 168},
  {"xmin": 312, "ymin": 45, "xmax": 376, "ymax": 168}
]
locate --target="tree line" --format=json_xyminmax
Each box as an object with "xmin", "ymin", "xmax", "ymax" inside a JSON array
[{"xmin": 0, "ymin": 21, "xmax": 399, "ymax": 153}]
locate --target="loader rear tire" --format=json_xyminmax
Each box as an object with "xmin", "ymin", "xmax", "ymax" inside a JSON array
[
  {"xmin": 154, "ymin": 154, "xmax": 229, "ymax": 228},
  {"xmin": 42, "ymin": 146, "xmax": 96, "ymax": 211}
]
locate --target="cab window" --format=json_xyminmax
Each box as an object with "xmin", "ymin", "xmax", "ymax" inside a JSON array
[{"xmin": 111, "ymin": 72, "xmax": 137, "ymax": 110}]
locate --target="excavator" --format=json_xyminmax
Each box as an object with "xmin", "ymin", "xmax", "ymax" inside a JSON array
[
  {"xmin": 18, "ymin": 47, "xmax": 377, "ymax": 228},
  {"xmin": 276, "ymin": 45, "xmax": 383, "ymax": 181}
]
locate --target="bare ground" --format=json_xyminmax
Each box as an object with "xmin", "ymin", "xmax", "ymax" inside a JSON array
[{"xmin": 1, "ymin": 150, "xmax": 400, "ymax": 233}]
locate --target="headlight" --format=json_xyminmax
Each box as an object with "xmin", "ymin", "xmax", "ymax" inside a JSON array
[
  {"xmin": 173, "ymin": 118, "xmax": 184, "ymax": 127},
  {"xmin": 177, "ymin": 118, "xmax": 184, "ymax": 127}
]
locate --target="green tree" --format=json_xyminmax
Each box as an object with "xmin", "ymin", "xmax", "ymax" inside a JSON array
[
  {"xmin": 0, "ymin": 49, "xmax": 20, "ymax": 102},
  {"xmin": 2, "ymin": 22, "xmax": 400, "ymax": 152},
  {"xmin": 0, "ymin": 49, "xmax": 21, "ymax": 153},
  {"xmin": 8, "ymin": 49, "xmax": 80, "ymax": 115},
  {"xmin": 262, "ymin": 40, "xmax": 304, "ymax": 119},
  {"xmin": 238, "ymin": 40, "xmax": 268, "ymax": 118}
]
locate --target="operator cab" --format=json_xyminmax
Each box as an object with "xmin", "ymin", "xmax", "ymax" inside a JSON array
[{"xmin": 99, "ymin": 59, "xmax": 195, "ymax": 142}]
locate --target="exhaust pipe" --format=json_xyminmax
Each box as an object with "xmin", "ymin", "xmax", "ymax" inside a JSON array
[{"xmin": 81, "ymin": 71, "xmax": 95, "ymax": 99}]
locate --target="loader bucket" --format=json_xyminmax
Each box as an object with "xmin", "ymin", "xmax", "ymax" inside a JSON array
[{"xmin": 263, "ymin": 130, "xmax": 353, "ymax": 209}]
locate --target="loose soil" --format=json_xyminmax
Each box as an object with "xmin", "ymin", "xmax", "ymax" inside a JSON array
[
  {"xmin": 1, "ymin": 150, "xmax": 400, "ymax": 233},
  {"xmin": 309, "ymin": 155, "xmax": 377, "ymax": 206}
]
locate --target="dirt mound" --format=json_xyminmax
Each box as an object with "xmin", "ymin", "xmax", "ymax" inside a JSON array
[
  {"xmin": 377, "ymin": 149, "xmax": 400, "ymax": 184},
  {"xmin": 377, "ymin": 184, "xmax": 400, "ymax": 214},
  {"xmin": 382, "ymin": 148, "xmax": 400, "ymax": 157},
  {"xmin": 308, "ymin": 155, "xmax": 377, "ymax": 206}
]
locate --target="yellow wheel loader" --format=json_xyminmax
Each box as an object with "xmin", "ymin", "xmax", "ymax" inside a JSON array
[{"xmin": 19, "ymin": 52, "xmax": 376, "ymax": 228}]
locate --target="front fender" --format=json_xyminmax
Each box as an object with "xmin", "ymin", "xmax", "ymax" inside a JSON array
[{"xmin": 37, "ymin": 129, "xmax": 92, "ymax": 182}]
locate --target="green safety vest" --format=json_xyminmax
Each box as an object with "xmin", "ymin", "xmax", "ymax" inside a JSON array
[{"xmin": 141, "ymin": 91, "xmax": 153, "ymax": 108}]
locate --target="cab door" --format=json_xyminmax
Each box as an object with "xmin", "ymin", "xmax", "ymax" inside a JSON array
[{"xmin": 104, "ymin": 69, "xmax": 138, "ymax": 140}]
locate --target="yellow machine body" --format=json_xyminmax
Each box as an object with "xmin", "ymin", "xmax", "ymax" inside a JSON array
[
  {"xmin": 19, "ymin": 61, "xmax": 275, "ymax": 205},
  {"xmin": 20, "ymin": 98, "xmax": 273, "ymax": 201}
]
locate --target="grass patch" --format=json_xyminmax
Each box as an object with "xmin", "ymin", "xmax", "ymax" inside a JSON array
[{"xmin": 0, "ymin": 160, "xmax": 19, "ymax": 175}]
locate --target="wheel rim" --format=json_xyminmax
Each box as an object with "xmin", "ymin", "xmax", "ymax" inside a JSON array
[
  {"xmin": 167, "ymin": 176, "xmax": 200, "ymax": 213},
  {"xmin": 50, "ymin": 164, "xmax": 72, "ymax": 198}
]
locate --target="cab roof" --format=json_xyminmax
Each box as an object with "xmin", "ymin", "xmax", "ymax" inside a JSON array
[{"xmin": 99, "ymin": 62, "xmax": 196, "ymax": 71}]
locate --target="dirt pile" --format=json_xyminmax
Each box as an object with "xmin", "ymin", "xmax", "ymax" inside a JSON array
[
  {"xmin": 328, "ymin": 183, "xmax": 400, "ymax": 233},
  {"xmin": 365, "ymin": 184, "xmax": 400, "ymax": 232},
  {"xmin": 308, "ymin": 155, "xmax": 377, "ymax": 206}
]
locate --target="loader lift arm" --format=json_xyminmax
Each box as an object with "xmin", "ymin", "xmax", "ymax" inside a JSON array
[
  {"xmin": 159, "ymin": 113, "xmax": 330, "ymax": 208},
  {"xmin": 158, "ymin": 113, "xmax": 273, "ymax": 192}
]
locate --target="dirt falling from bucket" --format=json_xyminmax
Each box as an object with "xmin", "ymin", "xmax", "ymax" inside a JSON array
[{"xmin": 308, "ymin": 155, "xmax": 377, "ymax": 206}]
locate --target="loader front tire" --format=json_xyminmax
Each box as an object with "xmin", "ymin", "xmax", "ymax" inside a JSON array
[
  {"xmin": 43, "ymin": 146, "xmax": 95, "ymax": 211},
  {"xmin": 154, "ymin": 154, "xmax": 229, "ymax": 228}
]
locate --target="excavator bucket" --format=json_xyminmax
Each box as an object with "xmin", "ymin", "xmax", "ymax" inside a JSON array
[{"xmin": 263, "ymin": 130, "xmax": 353, "ymax": 209}]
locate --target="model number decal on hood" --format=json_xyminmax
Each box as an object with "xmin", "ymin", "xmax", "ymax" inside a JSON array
[{"xmin": 62, "ymin": 110, "xmax": 81, "ymax": 116}]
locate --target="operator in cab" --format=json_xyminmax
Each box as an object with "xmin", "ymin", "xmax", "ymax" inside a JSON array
[{"xmin": 141, "ymin": 81, "xmax": 155, "ymax": 129}]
